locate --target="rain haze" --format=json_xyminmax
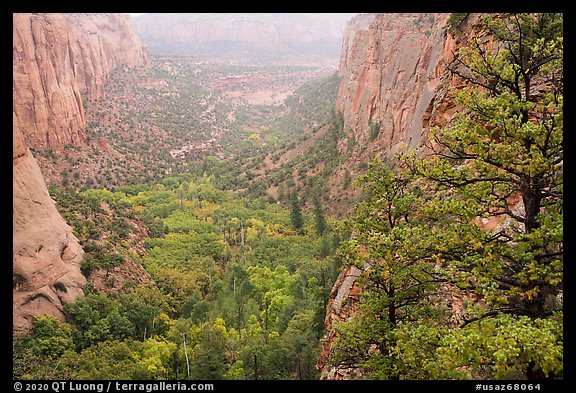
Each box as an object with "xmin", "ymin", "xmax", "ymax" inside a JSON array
[{"xmin": 129, "ymin": 13, "xmax": 357, "ymax": 67}]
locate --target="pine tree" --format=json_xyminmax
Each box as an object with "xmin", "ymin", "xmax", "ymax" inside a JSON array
[
  {"xmin": 407, "ymin": 12, "xmax": 563, "ymax": 322},
  {"xmin": 313, "ymin": 194, "xmax": 327, "ymax": 236},
  {"xmin": 333, "ymin": 13, "xmax": 563, "ymax": 380},
  {"xmin": 290, "ymin": 191, "xmax": 304, "ymax": 233},
  {"xmin": 333, "ymin": 160, "xmax": 440, "ymax": 379},
  {"xmin": 401, "ymin": 13, "xmax": 563, "ymax": 379}
]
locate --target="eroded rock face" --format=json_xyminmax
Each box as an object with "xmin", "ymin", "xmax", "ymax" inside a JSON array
[
  {"xmin": 13, "ymin": 13, "xmax": 148, "ymax": 334},
  {"xmin": 317, "ymin": 13, "xmax": 488, "ymax": 379},
  {"xmin": 13, "ymin": 13, "xmax": 148, "ymax": 151},
  {"xmin": 318, "ymin": 15, "xmax": 455, "ymax": 375},
  {"xmin": 13, "ymin": 112, "xmax": 86, "ymax": 335},
  {"xmin": 336, "ymin": 13, "xmax": 450, "ymax": 159},
  {"xmin": 317, "ymin": 264, "xmax": 364, "ymax": 379}
]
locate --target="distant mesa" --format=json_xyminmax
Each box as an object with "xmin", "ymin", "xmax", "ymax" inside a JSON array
[{"xmin": 131, "ymin": 13, "xmax": 356, "ymax": 67}]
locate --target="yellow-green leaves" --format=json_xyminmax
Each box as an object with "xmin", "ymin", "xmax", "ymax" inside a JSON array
[{"xmin": 330, "ymin": 13, "xmax": 563, "ymax": 380}]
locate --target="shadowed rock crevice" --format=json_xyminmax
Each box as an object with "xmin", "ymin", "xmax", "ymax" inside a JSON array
[{"xmin": 13, "ymin": 13, "xmax": 148, "ymax": 335}]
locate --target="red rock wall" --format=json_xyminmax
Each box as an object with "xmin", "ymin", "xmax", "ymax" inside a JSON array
[
  {"xmin": 13, "ymin": 13, "xmax": 148, "ymax": 151},
  {"xmin": 318, "ymin": 13, "xmax": 482, "ymax": 379},
  {"xmin": 336, "ymin": 13, "xmax": 450, "ymax": 159},
  {"xmin": 13, "ymin": 111, "xmax": 87, "ymax": 335},
  {"xmin": 13, "ymin": 13, "xmax": 148, "ymax": 334}
]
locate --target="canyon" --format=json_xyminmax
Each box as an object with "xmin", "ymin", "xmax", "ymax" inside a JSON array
[
  {"xmin": 13, "ymin": 13, "xmax": 148, "ymax": 333},
  {"xmin": 131, "ymin": 13, "xmax": 355, "ymax": 67},
  {"xmin": 316, "ymin": 12, "xmax": 474, "ymax": 378},
  {"xmin": 12, "ymin": 10, "xmax": 459, "ymax": 341},
  {"xmin": 13, "ymin": 11, "xmax": 559, "ymax": 382}
]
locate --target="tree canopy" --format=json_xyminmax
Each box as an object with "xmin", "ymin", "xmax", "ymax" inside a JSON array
[{"xmin": 329, "ymin": 12, "xmax": 563, "ymax": 380}]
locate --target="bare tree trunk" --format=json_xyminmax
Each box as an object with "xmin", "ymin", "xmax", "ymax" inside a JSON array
[{"xmin": 182, "ymin": 334, "xmax": 191, "ymax": 379}]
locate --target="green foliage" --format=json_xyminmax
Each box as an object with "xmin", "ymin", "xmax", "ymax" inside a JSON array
[
  {"xmin": 445, "ymin": 313, "xmax": 561, "ymax": 379},
  {"xmin": 145, "ymin": 232, "xmax": 224, "ymax": 270},
  {"xmin": 163, "ymin": 209, "xmax": 218, "ymax": 234},
  {"xmin": 138, "ymin": 337, "xmax": 177, "ymax": 378},
  {"xmin": 289, "ymin": 191, "xmax": 304, "ymax": 233},
  {"xmin": 139, "ymin": 213, "xmax": 167, "ymax": 238},
  {"xmin": 407, "ymin": 12, "xmax": 563, "ymax": 316},
  {"xmin": 368, "ymin": 120, "xmax": 381, "ymax": 141},
  {"xmin": 30, "ymin": 315, "xmax": 75, "ymax": 359},
  {"xmin": 58, "ymin": 341, "xmax": 142, "ymax": 379},
  {"xmin": 313, "ymin": 194, "xmax": 328, "ymax": 236},
  {"xmin": 447, "ymin": 13, "xmax": 468, "ymax": 35},
  {"xmin": 329, "ymin": 13, "xmax": 563, "ymax": 380},
  {"xmin": 342, "ymin": 169, "xmax": 352, "ymax": 190},
  {"xmin": 282, "ymin": 310, "xmax": 320, "ymax": 379},
  {"xmin": 331, "ymin": 160, "xmax": 443, "ymax": 379},
  {"xmin": 190, "ymin": 322, "xmax": 229, "ymax": 379},
  {"xmin": 240, "ymin": 321, "xmax": 291, "ymax": 379},
  {"xmin": 81, "ymin": 249, "xmax": 124, "ymax": 277},
  {"xmin": 21, "ymin": 172, "xmax": 340, "ymax": 380},
  {"xmin": 247, "ymin": 235, "xmax": 317, "ymax": 272}
]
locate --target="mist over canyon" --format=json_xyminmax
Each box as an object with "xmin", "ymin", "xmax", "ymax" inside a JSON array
[
  {"xmin": 131, "ymin": 13, "xmax": 356, "ymax": 67},
  {"xmin": 13, "ymin": 12, "xmax": 563, "ymax": 382}
]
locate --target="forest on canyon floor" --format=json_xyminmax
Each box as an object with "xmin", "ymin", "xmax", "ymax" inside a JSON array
[{"xmin": 13, "ymin": 13, "xmax": 563, "ymax": 382}]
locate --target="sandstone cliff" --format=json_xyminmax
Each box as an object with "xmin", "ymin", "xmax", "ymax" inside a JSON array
[
  {"xmin": 13, "ymin": 13, "xmax": 148, "ymax": 334},
  {"xmin": 318, "ymin": 13, "xmax": 478, "ymax": 378},
  {"xmin": 13, "ymin": 111, "xmax": 86, "ymax": 335},
  {"xmin": 132, "ymin": 13, "xmax": 354, "ymax": 67},
  {"xmin": 336, "ymin": 13, "xmax": 451, "ymax": 160},
  {"xmin": 13, "ymin": 13, "xmax": 148, "ymax": 151}
]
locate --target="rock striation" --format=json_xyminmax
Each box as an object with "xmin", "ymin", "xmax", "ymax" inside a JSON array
[
  {"xmin": 13, "ymin": 13, "xmax": 148, "ymax": 151},
  {"xmin": 336, "ymin": 13, "xmax": 451, "ymax": 159},
  {"xmin": 13, "ymin": 111, "xmax": 86, "ymax": 335},
  {"xmin": 13, "ymin": 13, "xmax": 148, "ymax": 334},
  {"xmin": 318, "ymin": 13, "xmax": 487, "ymax": 379}
]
